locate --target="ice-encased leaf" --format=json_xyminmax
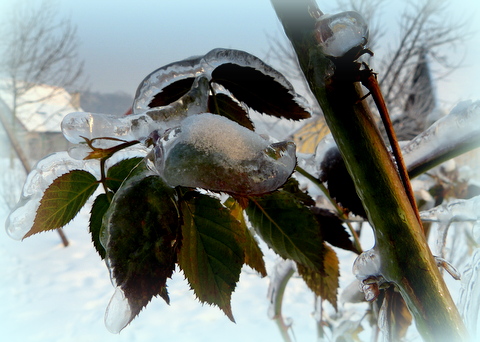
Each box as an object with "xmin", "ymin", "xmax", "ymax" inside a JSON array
[
  {"xmin": 133, "ymin": 48, "xmax": 311, "ymax": 121},
  {"xmin": 403, "ymin": 100, "xmax": 480, "ymax": 178},
  {"xmin": 133, "ymin": 54, "xmax": 204, "ymax": 113},
  {"xmin": 178, "ymin": 190, "xmax": 245, "ymax": 322},
  {"xmin": 314, "ymin": 11, "xmax": 369, "ymax": 59},
  {"xmin": 156, "ymin": 113, "xmax": 296, "ymax": 195},
  {"xmin": 148, "ymin": 77, "xmax": 196, "ymax": 108},
  {"xmin": 23, "ymin": 170, "xmax": 99, "ymax": 239},
  {"xmin": 6, "ymin": 152, "xmax": 99, "ymax": 240},
  {"xmin": 89, "ymin": 193, "xmax": 110, "ymax": 259},
  {"xmin": 208, "ymin": 92, "xmax": 254, "ymax": 130},
  {"xmin": 103, "ymin": 163, "xmax": 180, "ymax": 332},
  {"xmin": 211, "ymin": 62, "xmax": 311, "ymax": 120},
  {"xmin": 246, "ymin": 190, "xmax": 324, "ymax": 273},
  {"xmin": 296, "ymin": 243, "xmax": 339, "ymax": 309}
]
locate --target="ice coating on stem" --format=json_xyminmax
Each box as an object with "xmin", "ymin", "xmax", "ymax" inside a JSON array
[
  {"xmin": 420, "ymin": 195, "xmax": 480, "ymax": 224},
  {"xmin": 403, "ymin": 101, "xmax": 480, "ymax": 175},
  {"xmin": 5, "ymin": 152, "xmax": 99, "ymax": 240},
  {"xmin": 104, "ymin": 287, "xmax": 133, "ymax": 334},
  {"xmin": 155, "ymin": 113, "xmax": 297, "ymax": 195},
  {"xmin": 314, "ymin": 11, "xmax": 369, "ymax": 58},
  {"xmin": 458, "ymin": 248, "xmax": 480, "ymax": 337},
  {"xmin": 267, "ymin": 259, "xmax": 296, "ymax": 320}
]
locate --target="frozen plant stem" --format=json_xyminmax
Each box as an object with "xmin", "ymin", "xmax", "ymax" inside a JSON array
[{"xmin": 271, "ymin": 0, "xmax": 468, "ymax": 341}]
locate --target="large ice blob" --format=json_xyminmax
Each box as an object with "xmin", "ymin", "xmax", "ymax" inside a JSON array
[
  {"xmin": 155, "ymin": 113, "xmax": 296, "ymax": 195},
  {"xmin": 314, "ymin": 11, "xmax": 369, "ymax": 58}
]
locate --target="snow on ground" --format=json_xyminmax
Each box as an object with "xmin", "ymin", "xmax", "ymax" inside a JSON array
[{"xmin": 0, "ymin": 194, "xmax": 329, "ymax": 342}]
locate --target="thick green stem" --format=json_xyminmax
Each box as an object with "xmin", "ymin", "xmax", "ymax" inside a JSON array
[{"xmin": 271, "ymin": 1, "xmax": 468, "ymax": 341}]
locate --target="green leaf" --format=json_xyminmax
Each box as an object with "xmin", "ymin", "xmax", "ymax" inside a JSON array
[
  {"xmin": 104, "ymin": 174, "xmax": 180, "ymax": 324},
  {"xmin": 178, "ymin": 191, "xmax": 245, "ymax": 322},
  {"xmin": 208, "ymin": 93, "xmax": 255, "ymax": 131},
  {"xmin": 224, "ymin": 197, "xmax": 266, "ymax": 277},
  {"xmin": 296, "ymin": 244, "xmax": 340, "ymax": 309},
  {"xmin": 105, "ymin": 157, "xmax": 143, "ymax": 192},
  {"xmin": 89, "ymin": 193, "xmax": 110, "ymax": 259},
  {"xmin": 246, "ymin": 190, "xmax": 324, "ymax": 272},
  {"xmin": 24, "ymin": 170, "xmax": 99, "ymax": 238},
  {"xmin": 281, "ymin": 177, "xmax": 316, "ymax": 206},
  {"xmin": 211, "ymin": 63, "xmax": 311, "ymax": 120}
]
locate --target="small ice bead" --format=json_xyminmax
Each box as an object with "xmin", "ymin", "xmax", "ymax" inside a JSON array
[
  {"xmin": 61, "ymin": 112, "xmax": 130, "ymax": 144},
  {"xmin": 314, "ymin": 11, "xmax": 369, "ymax": 58},
  {"xmin": 352, "ymin": 248, "xmax": 382, "ymax": 280}
]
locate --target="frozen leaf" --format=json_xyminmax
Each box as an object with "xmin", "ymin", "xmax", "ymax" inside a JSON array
[
  {"xmin": 157, "ymin": 113, "xmax": 296, "ymax": 195},
  {"xmin": 211, "ymin": 63, "xmax": 310, "ymax": 120},
  {"xmin": 246, "ymin": 190, "xmax": 324, "ymax": 273},
  {"xmin": 103, "ymin": 172, "xmax": 180, "ymax": 331},
  {"xmin": 105, "ymin": 157, "xmax": 143, "ymax": 192},
  {"xmin": 178, "ymin": 191, "xmax": 245, "ymax": 322},
  {"xmin": 89, "ymin": 193, "xmax": 110, "ymax": 259},
  {"xmin": 297, "ymin": 243, "xmax": 340, "ymax": 309},
  {"xmin": 148, "ymin": 77, "xmax": 195, "ymax": 108},
  {"xmin": 208, "ymin": 92, "xmax": 254, "ymax": 130},
  {"xmin": 281, "ymin": 177, "xmax": 316, "ymax": 207},
  {"xmin": 24, "ymin": 170, "xmax": 99, "ymax": 239}
]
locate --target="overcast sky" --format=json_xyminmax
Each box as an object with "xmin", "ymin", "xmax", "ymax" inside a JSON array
[{"xmin": 1, "ymin": 0, "xmax": 480, "ymax": 111}]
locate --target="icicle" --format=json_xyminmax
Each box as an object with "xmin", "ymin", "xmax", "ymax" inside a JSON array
[
  {"xmin": 104, "ymin": 287, "xmax": 134, "ymax": 334},
  {"xmin": 5, "ymin": 152, "xmax": 99, "ymax": 240}
]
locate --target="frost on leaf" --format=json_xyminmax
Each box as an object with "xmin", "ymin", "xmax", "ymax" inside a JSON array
[
  {"xmin": 178, "ymin": 191, "xmax": 245, "ymax": 322},
  {"xmin": 103, "ymin": 163, "xmax": 180, "ymax": 332}
]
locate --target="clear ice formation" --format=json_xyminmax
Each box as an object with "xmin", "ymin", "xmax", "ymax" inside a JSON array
[
  {"xmin": 314, "ymin": 11, "xmax": 369, "ymax": 58},
  {"xmin": 133, "ymin": 48, "xmax": 310, "ymax": 115},
  {"xmin": 154, "ymin": 113, "xmax": 297, "ymax": 195},
  {"xmin": 458, "ymin": 248, "xmax": 480, "ymax": 337},
  {"xmin": 352, "ymin": 248, "xmax": 385, "ymax": 301},
  {"xmin": 5, "ymin": 152, "xmax": 100, "ymax": 240},
  {"xmin": 420, "ymin": 195, "xmax": 480, "ymax": 224},
  {"xmin": 267, "ymin": 259, "xmax": 296, "ymax": 320},
  {"xmin": 402, "ymin": 100, "xmax": 480, "ymax": 173},
  {"xmin": 104, "ymin": 287, "xmax": 133, "ymax": 334}
]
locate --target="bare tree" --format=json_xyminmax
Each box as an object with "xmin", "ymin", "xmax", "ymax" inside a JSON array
[
  {"xmin": 266, "ymin": 0, "xmax": 469, "ymax": 147},
  {"xmin": 0, "ymin": 0, "xmax": 85, "ymax": 246}
]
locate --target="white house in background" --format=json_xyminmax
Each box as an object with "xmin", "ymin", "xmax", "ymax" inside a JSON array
[{"xmin": 0, "ymin": 80, "xmax": 82, "ymax": 161}]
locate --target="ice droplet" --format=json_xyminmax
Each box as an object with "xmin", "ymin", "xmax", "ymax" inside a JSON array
[
  {"xmin": 156, "ymin": 113, "xmax": 297, "ymax": 195},
  {"xmin": 352, "ymin": 248, "xmax": 382, "ymax": 281},
  {"xmin": 314, "ymin": 11, "xmax": 369, "ymax": 58},
  {"xmin": 5, "ymin": 152, "xmax": 99, "ymax": 240},
  {"xmin": 104, "ymin": 287, "xmax": 133, "ymax": 334}
]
